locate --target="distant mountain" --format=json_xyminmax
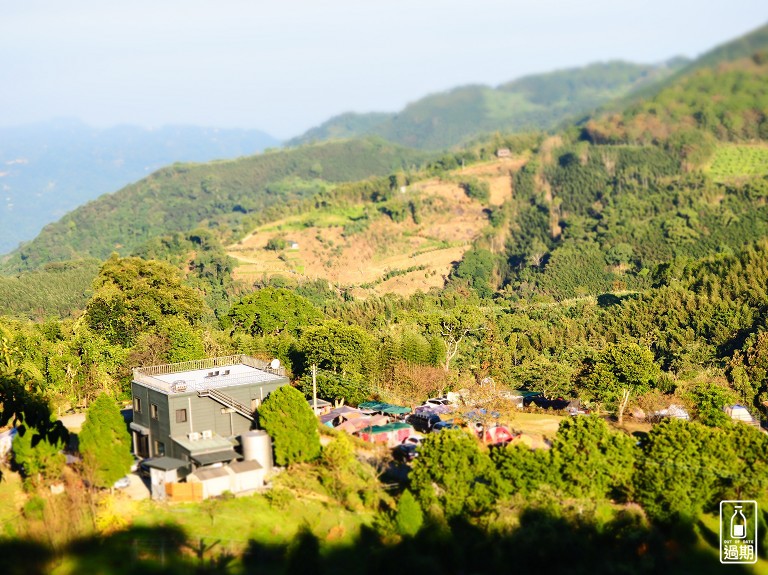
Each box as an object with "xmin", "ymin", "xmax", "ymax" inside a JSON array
[
  {"xmin": 686, "ymin": 21, "xmax": 768, "ymax": 71},
  {"xmin": 0, "ymin": 138, "xmax": 430, "ymax": 273},
  {"xmin": 288, "ymin": 60, "xmax": 687, "ymax": 150},
  {"xmin": 595, "ymin": 22, "xmax": 768, "ymax": 114},
  {"xmin": 7, "ymin": 22, "xmax": 768, "ymax": 281},
  {"xmin": 0, "ymin": 119, "xmax": 280, "ymax": 255}
]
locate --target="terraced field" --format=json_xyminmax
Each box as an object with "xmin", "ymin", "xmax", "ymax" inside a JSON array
[
  {"xmin": 707, "ymin": 144, "xmax": 768, "ymax": 181},
  {"xmin": 227, "ymin": 157, "xmax": 521, "ymax": 297}
]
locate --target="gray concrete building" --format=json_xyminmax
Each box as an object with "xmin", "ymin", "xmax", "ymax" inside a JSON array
[{"xmin": 130, "ymin": 355, "xmax": 288, "ymax": 466}]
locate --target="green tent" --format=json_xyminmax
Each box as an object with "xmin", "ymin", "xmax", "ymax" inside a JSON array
[{"xmin": 358, "ymin": 401, "xmax": 411, "ymax": 415}]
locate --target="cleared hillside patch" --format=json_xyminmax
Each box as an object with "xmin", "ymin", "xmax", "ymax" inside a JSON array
[
  {"xmin": 227, "ymin": 158, "xmax": 519, "ymax": 296},
  {"xmin": 707, "ymin": 144, "xmax": 768, "ymax": 181}
]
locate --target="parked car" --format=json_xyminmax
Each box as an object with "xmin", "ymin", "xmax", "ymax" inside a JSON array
[
  {"xmin": 402, "ymin": 434, "xmax": 424, "ymax": 446},
  {"xmin": 406, "ymin": 412, "xmax": 442, "ymax": 433},
  {"xmin": 113, "ymin": 475, "xmax": 131, "ymax": 489},
  {"xmin": 392, "ymin": 442, "xmax": 418, "ymax": 463},
  {"xmin": 426, "ymin": 397, "xmax": 452, "ymax": 407},
  {"xmin": 432, "ymin": 421, "xmax": 459, "ymax": 432}
]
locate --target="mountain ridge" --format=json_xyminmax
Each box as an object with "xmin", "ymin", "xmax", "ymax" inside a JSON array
[
  {"xmin": 288, "ymin": 60, "xmax": 687, "ymax": 150},
  {"xmin": 0, "ymin": 119, "xmax": 281, "ymax": 255}
]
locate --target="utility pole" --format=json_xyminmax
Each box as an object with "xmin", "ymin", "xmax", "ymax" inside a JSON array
[{"xmin": 312, "ymin": 363, "xmax": 318, "ymax": 414}]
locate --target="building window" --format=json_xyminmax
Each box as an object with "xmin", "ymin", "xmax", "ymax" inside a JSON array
[
  {"xmin": 151, "ymin": 403, "xmax": 159, "ymax": 420},
  {"xmin": 154, "ymin": 441, "xmax": 165, "ymax": 456},
  {"xmin": 175, "ymin": 408, "xmax": 187, "ymax": 423},
  {"xmin": 133, "ymin": 396, "xmax": 142, "ymax": 413}
]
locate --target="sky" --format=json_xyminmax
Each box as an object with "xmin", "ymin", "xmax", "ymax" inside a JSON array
[{"xmin": 2, "ymin": 1, "xmax": 767, "ymax": 139}]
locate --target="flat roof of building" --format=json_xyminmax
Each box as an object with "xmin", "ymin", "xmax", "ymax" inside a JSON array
[
  {"xmin": 171, "ymin": 433, "xmax": 236, "ymax": 454},
  {"xmin": 132, "ymin": 355, "xmax": 287, "ymax": 395}
]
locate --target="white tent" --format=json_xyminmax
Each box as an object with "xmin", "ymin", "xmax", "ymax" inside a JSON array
[{"xmin": 724, "ymin": 405, "xmax": 758, "ymax": 426}]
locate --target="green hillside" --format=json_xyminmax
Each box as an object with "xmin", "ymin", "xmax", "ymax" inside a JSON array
[
  {"xmin": 0, "ymin": 120, "xmax": 281, "ymax": 256},
  {"xmin": 286, "ymin": 111, "xmax": 392, "ymax": 145},
  {"xmin": 686, "ymin": 21, "xmax": 768, "ymax": 70},
  {"xmin": 582, "ymin": 57, "xmax": 768, "ymax": 147},
  {"xmin": 0, "ymin": 138, "xmax": 430, "ymax": 273},
  {"xmin": 0, "ymin": 259, "xmax": 100, "ymax": 319},
  {"xmin": 289, "ymin": 61, "xmax": 683, "ymax": 150},
  {"xmin": 5, "ymin": 26, "xmax": 768, "ymax": 572},
  {"xmin": 593, "ymin": 21, "xmax": 768, "ymax": 118}
]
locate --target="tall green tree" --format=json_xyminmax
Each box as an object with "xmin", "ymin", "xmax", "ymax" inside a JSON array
[
  {"xmin": 634, "ymin": 418, "xmax": 731, "ymax": 524},
  {"xmin": 719, "ymin": 423, "xmax": 768, "ymax": 500},
  {"xmin": 84, "ymin": 255, "xmax": 206, "ymax": 347},
  {"xmin": 296, "ymin": 370, "xmax": 370, "ymax": 406},
  {"xmin": 394, "ymin": 489, "xmax": 424, "ymax": 537},
  {"xmin": 550, "ymin": 416, "xmax": 635, "ymax": 500},
  {"xmin": 12, "ymin": 421, "xmax": 66, "ymax": 486},
  {"xmin": 421, "ymin": 305, "xmax": 486, "ymax": 372},
  {"xmin": 227, "ymin": 288, "xmax": 323, "ymax": 337},
  {"xmin": 491, "ymin": 443, "xmax": 554, "ymax": 497},
  {"xmin": 409, "ymin": 429, "xmax": 498, "ymax": 517},
  {"xmin": 299, "ymin": 320, "xmax": 375, "ymax": 376},
  {"xmin": 257, "ymin": 385, "xmax": 320, "ymax": 466},
  {"xmin": 78, "ymin": 394, "xmax": 133, "ymax": 489},
  {"xmin": 583, "ymin": 340, "xmax": 659, "ymax": 422}
]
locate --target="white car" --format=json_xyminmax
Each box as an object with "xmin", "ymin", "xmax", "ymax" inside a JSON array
[
  {"xmin": 113, "ymin": 475, "xmax": 131, "ymax": 489},
  {"xmin": 426, "ymin": 397, "xmax": 451, "ymax": 407},
  {"xmin": 424, "ymin": 397, "xmax": 454, "ymax": 414},
  {"xmin": 402, "ymin": 434, "xmax": 424, "ymax": 446}
]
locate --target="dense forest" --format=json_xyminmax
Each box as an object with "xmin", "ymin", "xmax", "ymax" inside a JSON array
[{"xmin": 2, "ymin": 24, "xmax": 768, "ymax": 575}]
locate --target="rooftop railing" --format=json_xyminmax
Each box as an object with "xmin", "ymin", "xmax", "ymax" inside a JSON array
[{"xmin": 132, "ymin": 355, "xmax": 286, "ymax": 394}]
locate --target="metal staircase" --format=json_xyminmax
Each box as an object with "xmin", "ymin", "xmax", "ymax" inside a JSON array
[{"xmin": 198, "ymin": 388, "xmax": 254, "ymax": 420}]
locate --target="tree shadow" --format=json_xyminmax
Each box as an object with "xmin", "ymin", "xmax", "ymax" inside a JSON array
[
  {"xmin": 0, "ymin": 507, "xmax": 755, "ymax": 575},
  {"xmin": 240, "ymin": 507, "xmax": 750, "ymax": 575}
]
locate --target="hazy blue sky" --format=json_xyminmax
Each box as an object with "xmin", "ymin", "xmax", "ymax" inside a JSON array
[{"xmin": 2, "ymin": 1, "xmax": 767, "ymax": 139}]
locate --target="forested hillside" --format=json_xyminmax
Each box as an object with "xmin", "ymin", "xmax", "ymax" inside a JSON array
[
  {"xmin": 4, "ymin": 25, "xmax": 768, "ymax": 574},
  {"xmin": 290, "ymin": 61, "xmax": 683, "ymax": 150},
  {"xmin": 0, "ymin": 119, "xmax": 280, "ymax": 255},
  {"xmin": 0, "ymin": 139, "xmax": 430, "ymax": 273}
]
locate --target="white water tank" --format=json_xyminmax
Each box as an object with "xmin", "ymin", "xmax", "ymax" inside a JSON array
[{"xmin": 241, "ymin": 430, "xmax": 273, "ymax": 471}]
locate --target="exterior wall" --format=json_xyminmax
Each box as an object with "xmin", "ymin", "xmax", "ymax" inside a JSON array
[
  {"xmin": 232, "ymin": 469, "xmax": 265, "ymax": 492},
  {"xmin": 147, "ymin": 389, "xmax": 171, "ymax": 456},
  {"xmin": 131, "ymin": 382, "xmax": 150, "ymax": 429},
  {"xmin": 188, "ymin": 473, "xmax": 232, "ymax": 498}
]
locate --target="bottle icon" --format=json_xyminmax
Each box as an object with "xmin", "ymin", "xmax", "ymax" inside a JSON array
[{"xmin": 731, "ymin": 505, "xmax": 747, "ymax": 539}]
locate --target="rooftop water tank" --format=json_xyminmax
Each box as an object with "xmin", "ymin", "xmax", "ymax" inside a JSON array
[{"xmin": 241, "ymin": 430, "xmax": 273, "ymax": 471}]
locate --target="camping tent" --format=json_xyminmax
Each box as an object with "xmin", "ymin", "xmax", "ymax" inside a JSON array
[
  {"xmin": 357, "ymin": 401, "xmax": 411, "ymax": 416},
  {"xmin": 724, "ymin": 405, "xmax": 759, "ymax": 426}
]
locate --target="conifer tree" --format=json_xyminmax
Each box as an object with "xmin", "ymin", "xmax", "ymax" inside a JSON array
[
  {"xmin": 394, "ymin": 489, "xmax": 423, "ymax": 537},
  {"xmin": 78, "ymin": 394, "xmax": 133, "ymax": 489},
  {"xmin": 257, "ymin": 385, "xmax": 320, "ymax": 466}
]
